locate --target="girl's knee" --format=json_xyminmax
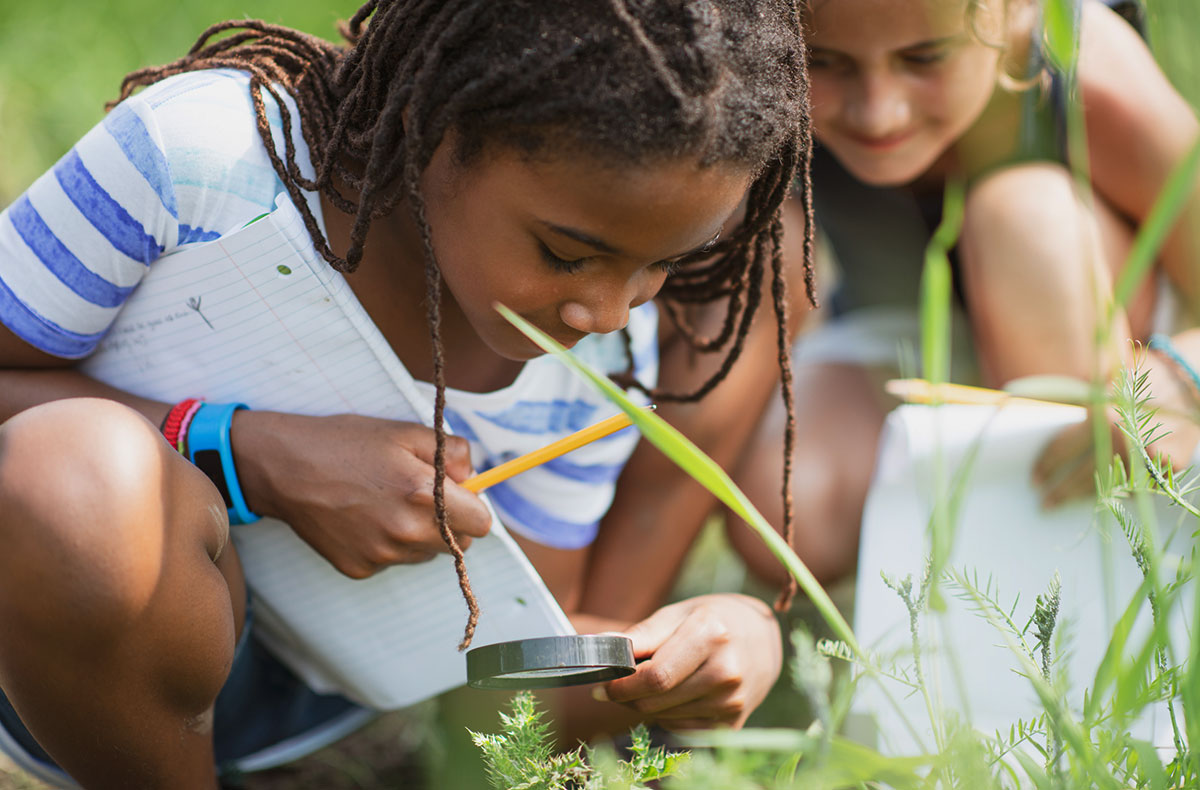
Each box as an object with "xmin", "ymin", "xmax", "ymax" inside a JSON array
[
  {"xmin": 962, "ymin": 162, "xmax": 1079, "ymax": 249},
  {"xmin": 0, "ymin": 399, "xmax": 194, "ymax": 623}
]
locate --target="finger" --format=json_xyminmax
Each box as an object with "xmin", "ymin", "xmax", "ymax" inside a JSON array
[
  {"xmin": 442, "ymin": 483, "xmax": 492, "ymax": 538},
  {"xmin": 616, "ymin": 601, "xmax": 691, "ymax": 660},
  {"xmin": 393, "ymin": 425, "xmax": 473, "ymax": 480},
  {"xmin": 1033, "ymin": 423, "xmax": 1090, "ymax": 486},
  {"xmin": 1042, "ymin": 454, "xmax": 1098, "ymax": 509},
  {"xmin": 392, "ymin": 518, "xmax": 481, "ymax": 557},
  {"xmin": 613, "ymin": 652, "xmax": 741, "ymax": 717},
  {"xmin": 393, "ymin": 548, "xmax": 439, "ymax": 565},
  {"xmin": 650, "ymin": 687, "xmax": 746, "ymax": 724},
  {"xmin": 442, "ymin": 435, "xmax": 475, "ymax": 482},
  {"xmin": 404, "ymin": 473, "xmax": 493, "ymax": 541},
  {"xmin": 348, "ymin": 546, "xmax": 439, "ymax": 578},
  {"xmin": 604, "ymin": 608, "xmax": 728, "ymax": 705}
]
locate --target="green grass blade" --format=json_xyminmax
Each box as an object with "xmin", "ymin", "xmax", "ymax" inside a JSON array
[
  {"xmin": 1186, "ymin": 552, "xmax": 1200, "ymax": 778},
  {"xmin": 919, "ymin": 179, "xmax": 964, "ymax": 388},
  {"xmin": 496, "ymin": 304, "xmax": 861, "ymax": 655},
  {"xmin": 1085, "ymin": 572, "xmax": 1153, "ymax": 723},
  {"xmin": 1041, "ymin": 0, "xmax": 1079, "ymax": 72},
  {"xmin": 1130, "ymin": 739, "xmax": 1169, "ymax": 790}
]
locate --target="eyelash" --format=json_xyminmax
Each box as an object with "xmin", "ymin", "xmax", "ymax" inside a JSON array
[
  {"xmin": 538, "ymin": 241, "xmax": 586, "ymax": 274},
  {"xmin": 808, "ymin": 51, "xmax": 947, "ymax": 70},
  {"xmin": 538, "ymin": 241, "xmax": 685, "ymax": 277},
  {"xmin": 903, "ymin": 51, "xmax": 947, "ymax": 66}
]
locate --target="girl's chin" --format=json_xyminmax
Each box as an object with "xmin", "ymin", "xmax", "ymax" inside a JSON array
[
  {"xmin": 824, "ymin": 141, "xmax": 944, "ymax": 188},
  {"xmin": 840, "ymin": 156, "xmax": 935, "ymax": 188}
]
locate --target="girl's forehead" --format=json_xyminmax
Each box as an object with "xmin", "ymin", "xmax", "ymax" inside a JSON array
[{"xmin": 806, "ymin": 0, "xmax": 973, "ymax": 45}]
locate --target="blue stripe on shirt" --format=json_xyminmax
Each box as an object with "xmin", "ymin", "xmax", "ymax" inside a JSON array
[
  {"xmin": 102, "ymin": 107, "xmax": 178, "ymax": 218},
  {"xmin": 0, "ymin": 276, "xmax": 105, "ymax": 358},
  {"xmin": 478, "ymin": 399, "xmax": 598, "ymax": 435},
  {"xmin": 444, "ymin": 409, "xmax": 480, "ymax": 442},
  {"xmin": 486, "ymin": 482, "xmax": 600, "ymax": 549},
  {"xmin": 54, "ymin": 150, "xmax": 164, "ymax": 264},
  {"xmin": 178, "ymin": 224, "xmax": 222, "ymax": 245},
  {"xmin": 540, "ymin": 456, "xmax": 625, "ymax": 485},
  {"xmin": 8, "ymin": 197, "xmax": 137, "ymax": 308}
]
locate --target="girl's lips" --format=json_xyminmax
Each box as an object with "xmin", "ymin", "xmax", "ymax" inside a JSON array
[{"xmin": 845, "ymin": 131, "xmax": 915, "ymax": 151}]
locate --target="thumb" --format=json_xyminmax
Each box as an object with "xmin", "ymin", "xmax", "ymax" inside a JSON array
[{"xmin": 619, "ymin": 603, "xmax": 688, "ymax": 660}]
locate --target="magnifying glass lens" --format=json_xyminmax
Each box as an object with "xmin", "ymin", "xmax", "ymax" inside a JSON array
[{"xmin": 466, "ymin": 635, "xmax": 635, "ymax": 690}]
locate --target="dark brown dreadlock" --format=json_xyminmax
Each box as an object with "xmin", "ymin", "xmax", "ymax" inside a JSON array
[{"xmin": 114, "ymin": 0, "xmax": 817, "ymax": 647}]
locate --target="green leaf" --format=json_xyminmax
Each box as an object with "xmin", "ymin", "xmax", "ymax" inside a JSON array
[
  {"xmin": 1130, "ymin": 738, "xmax": 1169, "ymax": 790},
  {"xmin": 919, "ymin": 179, "xmax": 963, "ymax": 387},
  {"xmin": 1086, "ymin": 573, "xmax": 1153, "ymax": 723},
  {"xmin": 496, "ymin": 304, "xmax": 861, "ymax": 655},
  {"xmin": 1041, "ymin": 0, "xmax": 1078, "ymax": 71}
]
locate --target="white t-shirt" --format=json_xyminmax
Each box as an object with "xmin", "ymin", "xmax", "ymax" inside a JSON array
[{"xmin": 0, "ymin": 69, "xmax": 659, "ymax": 549}]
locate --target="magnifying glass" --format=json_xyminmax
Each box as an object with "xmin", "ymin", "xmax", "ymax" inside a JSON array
[{"xmin": 466, "ymin": 634, "xmax": 636, "ymax": 690}]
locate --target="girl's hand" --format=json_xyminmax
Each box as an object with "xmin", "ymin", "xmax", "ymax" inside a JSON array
[
  {"xmin": 1032, "ymin": 410, "xmax": 1125, "ymax": 509},
  {"xmin": 234, "ymin": 411, "xmax": 492, "ymax": 578},
  {"xmin": 1033, "ymin": 403, "xmax": 1199, "ymax": 509},
  {"xmin": 597, "ymin": 593, "xmax": 782, "ymax": 730}
]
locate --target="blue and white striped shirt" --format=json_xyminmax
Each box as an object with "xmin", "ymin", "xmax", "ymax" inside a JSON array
[{"xmin": 0, "ymin": 69, "xmax": 658, "ymax": 549}]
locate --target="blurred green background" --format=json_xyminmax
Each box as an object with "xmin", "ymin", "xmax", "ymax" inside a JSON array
[{"xmin": 0, "ymin": 0, "xmax": 357, "ymax": 204}]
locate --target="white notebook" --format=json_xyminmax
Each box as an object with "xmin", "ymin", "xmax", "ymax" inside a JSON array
[
  {"xmin": 853, "ymin": 403, "xmax": 1192, "ymax": 755},
  {"xmin": 81, "ymin": 196, "xmax": 573, "ymax": 709}
]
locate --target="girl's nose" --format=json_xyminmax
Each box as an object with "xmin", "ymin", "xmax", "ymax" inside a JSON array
[
  {"xmin": 559, "ymin": 295, "xmax": 632, "ymax": 336},
  {"xmin": 845, "ymin": 72, "xmax": 912, "ymax": 138},
  {"xmin": 559, "ymin": 274, "xmax": 657, "ymax": 336}
]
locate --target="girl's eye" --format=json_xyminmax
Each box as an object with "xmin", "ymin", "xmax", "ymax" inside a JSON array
[
  {"xmin": 807, "ymin": 54, "xmax": 842, "ymax": 71},
  {"xmin": 538, "ymin": 241, "xmax": 586, "ymax": 274},
  {"xmin": 902, "ymin": 50, "xmax": 947, "ymax": 67},
  {"xmin": 654, "ymin": 258, "xmax": 682, "ymax": 277}
]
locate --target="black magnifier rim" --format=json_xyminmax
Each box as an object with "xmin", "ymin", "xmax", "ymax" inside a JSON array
[{"xmin": 466, "ymin": 634, "xmax": 635, "ymax": 690}]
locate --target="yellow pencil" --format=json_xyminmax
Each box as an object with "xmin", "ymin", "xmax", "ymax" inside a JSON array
[
  {"xmin": 461, "ymin": 407, "xmax": 652, "ymax": 493},
  {"xmin": 885, "ymin": 378, "xmax": 1080, "ymax": 409}
]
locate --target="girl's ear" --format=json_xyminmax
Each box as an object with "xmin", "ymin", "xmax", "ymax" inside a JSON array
[{"xmin": 993, "ymin": 0, "xmax": 1046, "ymax": 93}]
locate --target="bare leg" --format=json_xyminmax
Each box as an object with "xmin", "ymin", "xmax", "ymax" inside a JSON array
[
  {"xmin": 960, "ymin": 163, "xmax": 1200, "ymax": 501},
  {"xmin": 0, "ymin": 398, "xmax": 245, "ymax": 790},
  {"xmin": 727, "ymin": 363, "xmax": 892, "ymax": 587},
  {"xmin": 959, "ymin": 162, "xmax": 1144, "ymax": 386}
]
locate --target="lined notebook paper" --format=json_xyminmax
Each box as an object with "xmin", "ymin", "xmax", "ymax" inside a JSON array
[
  {"xmin": 852, "ymin": 403, "xmax": 1191, "ymax": 754},
  {"xmin": 81, "ymin": 196, "xmax": 573, "ymax": 709}
]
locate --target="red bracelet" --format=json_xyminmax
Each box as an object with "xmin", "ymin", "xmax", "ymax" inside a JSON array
[
  {"xmin": 175, "ymin": 399, "xmax": 205, "ymax": 454},
  {"xmin": 161, "ymin": 398, "xmax": 202, "ymax": 454}
]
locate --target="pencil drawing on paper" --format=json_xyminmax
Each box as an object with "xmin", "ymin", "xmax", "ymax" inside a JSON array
[{"xmin": 186, "ymin": 296, "xmax": 215, "ymax": 330}]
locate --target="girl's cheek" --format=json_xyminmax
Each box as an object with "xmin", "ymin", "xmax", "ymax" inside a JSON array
[{"xmin": 807, "ymin": 83, "xmax": 840, "ymax": 128}]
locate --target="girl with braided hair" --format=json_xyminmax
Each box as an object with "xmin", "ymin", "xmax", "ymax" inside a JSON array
[{"xmin": 0, "ymin": 1, "xmax": 819, "ymax": 787}]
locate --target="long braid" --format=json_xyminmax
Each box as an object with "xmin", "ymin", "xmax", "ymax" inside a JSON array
[{"xmin": 113, "ymin": 0, "xmax": 817, "ymax": 646}]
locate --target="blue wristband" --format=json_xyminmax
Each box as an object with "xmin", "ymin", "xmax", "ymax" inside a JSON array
[{"xmin": 186, "ymin": 402, "xmax": 260, "ymax": 525}]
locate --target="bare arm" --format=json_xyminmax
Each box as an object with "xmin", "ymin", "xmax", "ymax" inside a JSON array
[
  {"xmin": 0, "ymin": 323, "xmax": 492, "ymax": 576},
  {"xmin": 1080, "ymin": 0, "xmax": 1200, "ymax": 315},
  {"xmin": 0, "ymin": 325, "xmax": 172, "ymax": 424},
  {"xmin": 579, "ymin": 198, "xmax": 812, "ymax": 622}
]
